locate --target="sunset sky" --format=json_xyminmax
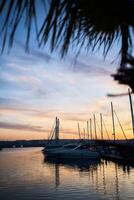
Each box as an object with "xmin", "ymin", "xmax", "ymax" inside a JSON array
[{"xmin": 0, "ymin": 3, "xmax": 134, "ymax": 141}]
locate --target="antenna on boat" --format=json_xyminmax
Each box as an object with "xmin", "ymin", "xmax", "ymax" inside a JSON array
[
  {"xmin": 111, "ymin": 102, "xmax": 115, "ymax": 142},
  {"xmin": 90, "ymin": 118, "xmax": 92, "ymax": 140},
  {"xmin": 93, "ymin": 114, "xmax": 97, "ymax": 140},
  {"xmin": 100, "ymin": 113, "xmax": 103, "ymax": 140},
  {"xmin": 77, "ymin": 122, "xmax": 81, "ymax": 140},
  {"xmin": 128, "ymin": 89, "xmax": 134, "ymax": 136},
  {"xmin": 87, "ymin": 121, "xmax": 89, "ymax": 140},
  {"xmin": 55, "ymin": 117, "xmax": 59, "ymax": 140}
]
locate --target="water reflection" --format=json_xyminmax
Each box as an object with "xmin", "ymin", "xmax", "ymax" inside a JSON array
[
  {"xmin": 44, "ymin": 156, "xmax": 133, "ymax": 200},
  {"xmin": 0, "ymin": 148, "xmax": 134, "ymax": 200},
  {"xmin": 55, "ymin": 164, "xmax": 60, "ymax": 189},
  {"xmin": 44, "ymin": 157, "xmax": 100, "ymax": 171}
]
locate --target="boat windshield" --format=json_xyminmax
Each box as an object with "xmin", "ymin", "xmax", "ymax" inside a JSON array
[
  {"xmin": 74, "ymin": 145, "xmax": 90, "ymax": 150},
  {"xmin": 63, "ymin": 144, "xmax": 78, "ymax": 149}
]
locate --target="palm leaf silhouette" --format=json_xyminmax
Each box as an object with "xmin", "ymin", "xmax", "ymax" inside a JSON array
[{"xmin": 0, "ymin": 0, "xmax": 134, "ymax": 67}]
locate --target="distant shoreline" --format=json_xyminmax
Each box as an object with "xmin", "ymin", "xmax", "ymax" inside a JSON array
[{"xmin": 0, "ymin": 138, "xmax": 133, "ymax": 148}]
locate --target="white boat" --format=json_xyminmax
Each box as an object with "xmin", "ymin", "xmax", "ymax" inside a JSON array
[
  {"xmin": 43, "ymin": 117, "xmax": 99, "ymax": 160},
  {"xmin": 42, "ymin": 117, "xmax": 81, "ymax": 155},
  {"xmin": 43, "ymin": 143, "xmax": 79, "ymax": 154},
  {"xmin": 42, "ymin": 143, "xmax": 63, "ymax": 154},
  {"xmin": 45, "ymin": 144, "xmax": 100, "ymax": 160}
]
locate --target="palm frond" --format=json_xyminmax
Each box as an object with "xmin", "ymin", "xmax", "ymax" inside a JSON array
[
  {"xmin": 0, "ymin": 0, "xmax": 46, "ymax": 52},
  {"xmin": 38, "ymin": 0, "xmax": 134, "ymax": 60},
  {"xmin": 1, "ymin": 0, "xmax": 134, "ymax": 67}
]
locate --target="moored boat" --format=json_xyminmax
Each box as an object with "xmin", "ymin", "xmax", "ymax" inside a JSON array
[
  {"xmin": 42, "ymin": 143, "xmax": 63, "ymax": 154},
  {"xmin": 42, "ymin": 117, "xmax": 62, "ymax": 154},
  {"xmin": 101, "ymin": 91, "xmax": 134, "ymax": 164},
  {"xmin": 44, "ymin": 143, "xmax": 79, "ymax": 155},
  {"xmin": 42, "ymin": 117, "xmax": 100, "ymax": 160},
  {"xmin": 45, "ymin": 144, "xmax": 100, "ymax": 160}
]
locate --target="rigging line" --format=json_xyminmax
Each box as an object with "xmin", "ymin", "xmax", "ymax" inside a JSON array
[
  {"xmin": 102, "ymin": 118, "xmax": 110, "ymax": 140},
  {"xmin": 49, "ymin": 128, "xmax": 55, "ymax": 141},
  {"xmin": 96, "ymin": 120, "xmax": 101, "ymax": 139},
  {"xmin": 51, "ymin": 118, "xmax": 59, "ymax": 140},
  {"xmin": 45, "ymin": 125, "xmax": 55, "ymax": 146},
  {"xmin": 48, "ymin": 120, "xmax": 56, "ymax": 141},
  {"xmin": 49, "ymin": 121, "xmax": 55, "ymax": 139},
  {"xmin": 114, "ymin": 110, "xmax": 128, "ymax": 140},
  {"xmin": 59, "ymin": 123, "xmax": 70, "ymax": 138}
]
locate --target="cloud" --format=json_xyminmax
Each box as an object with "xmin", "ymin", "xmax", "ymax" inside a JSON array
[
  {"xmin": 0, "ymin": 121, "xmax": 47, "ymax": 133},
  {"xmin": 0, "ymin": 97, "xmax": 21, "ymax": 107},
  {"xmin": 67, "ymin": 55, "xmax": 112, "ymax": 76},
  {"xmin": 0, "ymin": 98, "xmax": 37, "ymax": 114},
  {"xmin": 60, "ymin": 128, "xmax": 78, "ymax": 135},
  {"xmin": 61, "ymin": 112, "xmax": 90, "ymax": 122},
  {"xmin": 0, "ymin": 106, "xmax": 38, "ymax": 116},
  {"xmin": 33, "ymin": 110, "xmax": 57, "ymax": 119},
  {"xmin": 15, "ymin": 40, "xmax": 53, "ymax": 62}
]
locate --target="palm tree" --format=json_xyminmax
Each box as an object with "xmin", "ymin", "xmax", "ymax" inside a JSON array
[{"xmin": 1, "ymin": 0, "xmax": 134, "ymax": 69}]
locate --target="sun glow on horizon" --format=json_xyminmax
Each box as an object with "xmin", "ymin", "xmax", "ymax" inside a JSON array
[{"xmin": 0, "ymin": 42, "xmax": 133, "ymax": 141}]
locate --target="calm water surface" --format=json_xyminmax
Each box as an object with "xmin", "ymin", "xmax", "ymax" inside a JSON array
[{"xmin": 0, "ymin": 148, "xmax": 134, "ymax": 200}]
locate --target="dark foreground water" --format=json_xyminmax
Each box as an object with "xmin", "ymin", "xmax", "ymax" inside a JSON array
[{"xmin": 0, "ymin": 148, "xmax": 134, "ymax": 200}]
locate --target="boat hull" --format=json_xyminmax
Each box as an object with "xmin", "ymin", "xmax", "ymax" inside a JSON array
[{"xmin": 45, "ymin": 149, "xmax": 99, "ymax": 160}]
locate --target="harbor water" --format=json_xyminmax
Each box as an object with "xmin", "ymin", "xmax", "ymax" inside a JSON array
[{"xmin": 0, "ymin": 148, "xmax": 134, "ymax": 200}]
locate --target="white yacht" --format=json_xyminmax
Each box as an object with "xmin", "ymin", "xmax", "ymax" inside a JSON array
[
  {"xmin": 42, "ymin": 118, "xmax": 80, "ymax": 155},
  {"xmin": 42, "ymin": 143, "xmax": 62, "ymax": 154},
  {"xmin": 43, "ymin": 117, "xmax": 99, "ymax": 160},
  {"xmin": 43, "ymin": 143, "xmax": 78, "ymax": 154},
  {"xmin": 45, "ymin": 144, "xmax": 100, "ymax": 160}
]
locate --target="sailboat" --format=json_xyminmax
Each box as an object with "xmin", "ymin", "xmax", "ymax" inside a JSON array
[
  {"xmin": 42, "ymin": 117, "xmax": 62, "ymax": 154},
  {"xmin": 43, "ymin": 117, "xmax": 100, "ymax": 160},
  {"xmin": 102, "ymin": 91, "xmax": 134, "ymax": 163},
  {"xmin": 45, "ymin": 143, "xmax": 100, "ymax": 160}
]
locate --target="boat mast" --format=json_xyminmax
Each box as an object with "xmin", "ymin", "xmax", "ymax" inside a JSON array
[
  {"xmin": 77, "ymin": 122, "xmax": 81, "ymax": 140},
  {"xmin": 111, "ymin": 102, "xmax": 115, "ymax": 141},
  {"xmin": 100, "ymin": 113, "xmax": 103, "ymax": 140},
  {"xmin": 90, "ymin": 118, "xmax": 92, "ymax": 140},
  {"xmin": 55, "ymin": 117, "xmax": 59, "ymax": 140},
  {"xmin": 102, "ymin": 117, "xmax": 110, "ymax": 140},
  {"xmin": 128, "ymin": 89, "xmax": 134, "ymax": 136},
  {"xmin": 93, "ymin": 114, "xmax": 97, "ymax": 140},
  {"xmin": 83, "ymin": 128, "xmax": 85, "ymax": 139},
  {"xmin": 87, "ymin": 121, "xmax": 89, "ymax": 140}
]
